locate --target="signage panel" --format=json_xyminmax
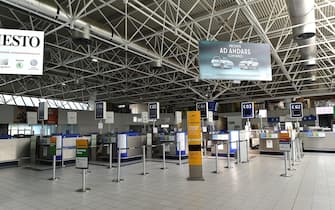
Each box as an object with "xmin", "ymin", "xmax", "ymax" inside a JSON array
[
  {"xmin": 148, "ymin": 102, "xmax": 160, "ymax": 120},
  {"xmin": 95, "ymin": 101, "xmax": 106, "ymax": 120},
  {"xmin": 67, "ymin": 112, "xmax": 77, "ymax": 124},
  {"xmin": 241, "ymin": 102, "xmax": 254, "ymax": 119},
  {"xmin": 105, "ymin": 111, "xmax": 114, "ymax": 124},
  {"xmin": 290, "ymin": 102, "xmax": 303, "ymax": 118},
  {"xmin": 49, "ymin": 136, "xmax": 57, "ymax": 156},
  {"xmin": 27, "ymin": 112, "xmax": 37, "ymax": 125},
  {"xmin": 0, "ymin": 29, "xmax": 44, "ymax": 75},
  {"xmin": 316, "ymin": 106, "xmax": 333, "ymax": 115},
  {"xmin": 199, "ymin": 41, "xmax": 272, "ymax": 81},
  {"xmin": 207, "ymin": 101, "xmax": 218, "ymax": 120},
  {"xmin": 196, "ymin": 102, "xmax": 208, "ymax": 118},
  {"xmin": 76, "ymin": 139, "xmax": 88, "ymax": 169},
  {"xmin": 187, "ymin": 111, "xmax": 204, "ymax": 180},
  {"xmin": 38, "ymin": 102, "xmax": 48, "ymax": 121}
]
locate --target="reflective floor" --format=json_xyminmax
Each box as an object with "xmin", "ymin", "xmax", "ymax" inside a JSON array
[{"xmin": 0, "ymin": 153, "xmax": 334, "ymax": 210}]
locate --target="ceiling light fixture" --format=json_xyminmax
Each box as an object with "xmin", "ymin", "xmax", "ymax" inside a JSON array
[{"xmin": 91, "ymin": 58, "xmax": 98, "ymax": 63}]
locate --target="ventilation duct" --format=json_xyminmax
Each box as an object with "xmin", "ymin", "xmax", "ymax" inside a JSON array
[
  {"xmin": 285, "ymin": 0, "xmax": 317, "ymax": 67},
  {"xmin": 297, "ymin": 36, "xmax": 317, "ymax": 66},
  {"xmin": 72, "ymin": 24, "xmax": 91, "ymax": 45}
]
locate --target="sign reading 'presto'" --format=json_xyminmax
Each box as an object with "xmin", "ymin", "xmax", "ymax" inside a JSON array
[{"xmin": 0, "ymin": 29, "xmax": 44, "ymax": 75}]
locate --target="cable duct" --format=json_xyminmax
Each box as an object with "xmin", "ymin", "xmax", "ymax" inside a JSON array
[{"xmin": 285, "ymin": 0, "xmax": 317, "ymax": 67}]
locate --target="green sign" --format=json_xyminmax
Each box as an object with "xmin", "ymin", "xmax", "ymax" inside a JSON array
[
  {"xmin": 49, "ymin": 145, "xmax": 56, "ymax": 156},
  {"xmin": 76, "ymin": 148, "xmax": 88, "ymax": 157}
]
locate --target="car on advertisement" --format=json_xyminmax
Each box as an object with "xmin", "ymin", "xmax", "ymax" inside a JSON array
[
  {"xmin": 239, "ymin": 58, "xmax": 259, "ymax": 70},
  {"xmin": 211, "ymin": 56, "xmax": 234, "ymax": 69}
]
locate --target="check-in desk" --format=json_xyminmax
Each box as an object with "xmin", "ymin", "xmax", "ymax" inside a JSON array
[
  {"xmin": 0, "ymin": 137, "xmax": 30, "ymax": 166},
  {"xmin": 259, "ymin": 133, "xmax": 281, "ymax": 154},
  {"xmin": 300, "ymin": 131, "xmax": 335, "ymax": 152}
]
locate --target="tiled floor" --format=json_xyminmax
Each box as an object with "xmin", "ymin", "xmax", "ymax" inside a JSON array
[{"xmin": 0, "ymin": 153, "xmax": 334, "ymax": 210}]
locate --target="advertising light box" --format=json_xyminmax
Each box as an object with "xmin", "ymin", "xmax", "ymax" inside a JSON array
[
  {"xmin": 0, "ymin": 29, "xmax": 44, "ymax": 75},
  {"xmin": 199, "ymin": 41, "xmax": 272, "ymax": 81}
]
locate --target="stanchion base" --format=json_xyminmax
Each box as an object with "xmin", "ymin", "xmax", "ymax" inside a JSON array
[
  {"xmin": 107, "ymin": 166, "xmax": 113, "ymax": 169},
  {"xmin": 48, "ymin": 177, "xmax": 59, "ymax": 181},
  {"xmin": 288, "ymin": 168, "xmax": 296, "ymax": 171},
  {"xmin": 112, "ymin": 178, "xmax": 124, "ymax": 182},
  {"xmin": 224, "ymin": 166, "xmax": 233, "ymax": 169},
  {"xmin": 140, "ymin": 172, "xmax": 149, "ymax": 175},
  {"xmin": 160, "ymin": 167, "xmax": 168, "ymax": 170},
  {"xmin": 76, "ymin": 187, "xmax": 91, "ymax": 192},
  {"xmin": 280, "ymin": 173, "xmax": 291, "ymax": 177},
  {"xmin": 211, "ymin": 170, "xmax": 221, "ymax": 174},
  {"xmin": 187, "ymin": 177, "xmax": 205, "ymax": 181}
]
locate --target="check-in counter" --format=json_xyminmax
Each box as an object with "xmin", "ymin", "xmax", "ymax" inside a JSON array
[
  {"xmin": 300, "ymin": 131, "xmax": 335, "ymax": 151},
  {"xmin": 0, "ymin": 137, "xmax": 30, "ymax": 164},
  {"xmin": 259, "ymin": 133, "xmax": 281, "ymax": 154}
]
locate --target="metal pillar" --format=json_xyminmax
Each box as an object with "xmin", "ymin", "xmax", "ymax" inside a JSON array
[
  {"xmin": 212, "ymin": 143, "xmax": 220, "ymax": 173},
  {"xmin": 48, "ymin": 155, "xmax": 58, "ymax": 181},
  {"xmin": 280, "ymin": 151, "xmax": 291, "ymax": 177},
  {"xmin": 160, "ymin": 144, "xmax": 167, "ymax": 170}
]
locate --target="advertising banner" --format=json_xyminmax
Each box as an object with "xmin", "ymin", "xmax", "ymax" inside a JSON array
[
  {"xmin": 199, "ymin": 41, "xmax": 272, "ymax": 81},
  {"xmin": 0, "ymin": 29, "xmax": 44, "ymax": 75},
  {"xmin": 241, "ymin": 102, "xmax": 254, "ymax": 119},
  {"xmin": 290, "ymin": 102, "xmax": 303, "ymax": 118}
]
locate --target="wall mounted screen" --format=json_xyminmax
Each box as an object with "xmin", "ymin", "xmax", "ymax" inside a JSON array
[{"xmin": 199, "ymin": 41, "xmax": 272, "ymax": 81}]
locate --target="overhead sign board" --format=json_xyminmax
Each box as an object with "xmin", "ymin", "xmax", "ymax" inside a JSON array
[
  {"xmin": 38, "ymin": 102, "xmax": 48, "ymax": 121},
  {"xmin": 27, "ymin": 112, "xmax": 37, "ymax": 125},
  {"xmin": 241, "ymin": 102, "xmax": 254, "ymax": 119},
  {"xmin": 196, "ymin": 102, "xmax": 208, "ymax": 118},
  {"xmin": 0, "ymin": 29, "xmax": 44, "ymax": 75},
  {"xmin": 207, "ymin": 101, "xmax": 218, "ymax": 120},
  {"xmin": 148, "ymin": 102, "xmax": 160, "ymax": 120},
  {"xmin": 316, "ymin": 106, "xmax": 333, "ymax": 115},
  {"xmin": 105, "ymin": 111, "xmax": 115, "ymax": 124},
  {"xmin": 290, "ymin": 102, "xmax": 303, "ymax": 118},
  {"xmin": 95, "ymin": 101, "xmax": 106, "ymax": 120},
  {"xmin": 67, "ymin": 112, "xmax": 77, "ymax": 124},
  {"xmin": 199, "ymin": 41, "xmax": 272, "ymax": 81}
]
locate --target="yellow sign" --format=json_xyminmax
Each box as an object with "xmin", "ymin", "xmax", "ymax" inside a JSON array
[
  {"xmin": 187, "ymin": 111, "xmax": 201, "ymax": 139},
  {"xmin": 188, "ymin": 151, "xmax": 202, "ymax": 165},
  {"xmin": 76, "ymin": 139, "xmax": 88, "ymax": 149},
  {"xmin": 187, "ymin": 111, "xmax": 202, "ymax": 166},
  {"xmin": 50, "ymin": 136, "xmax": 57, "ymax": 144}
]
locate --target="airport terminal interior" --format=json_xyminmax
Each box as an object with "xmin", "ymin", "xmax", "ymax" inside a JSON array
[{"xmin": 1, "ymin": 0, "xmax": 335, "ymax": 209}]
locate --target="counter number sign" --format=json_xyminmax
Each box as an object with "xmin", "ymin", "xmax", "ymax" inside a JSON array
[
  {"xmin": 290, "ymin": 103, "xmax": 303, "ymax": 118},
  {"xmin": 196, "ymin": 102, "xmax": 208, "ymax": 118},
  {"xmin": 241, "ymin": 102, "xmax": 254, "ymax": 119},
  {"xmin": 148, "ymin": 102, "xmax": 160, "ymax": 120}
]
